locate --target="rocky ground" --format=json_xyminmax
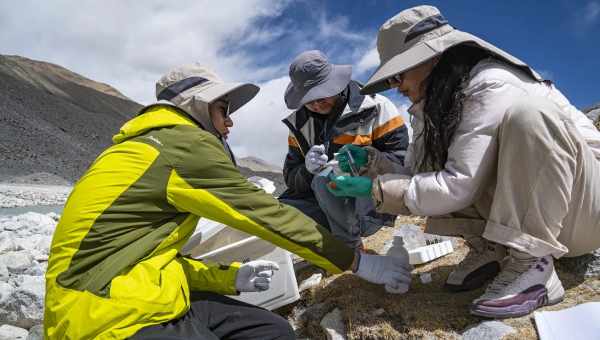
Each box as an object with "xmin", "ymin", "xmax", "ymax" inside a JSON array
[
  {"xmin": 277, "ymin": 216, "xmax": 600, "ymax": 339},
  {"xmin": 0, "ymin": 186, "xmax": 599, "ymax": 339}
]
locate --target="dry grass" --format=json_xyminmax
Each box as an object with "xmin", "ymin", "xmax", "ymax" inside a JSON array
[{"xmin": 277, "ymin": 216, "xmax": 600, "ymax": 339}]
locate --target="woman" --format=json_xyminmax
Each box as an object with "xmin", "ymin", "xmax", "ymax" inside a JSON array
[{"xmin": 329, "ymin": 5, "xmax": 600, "ymax": 318}]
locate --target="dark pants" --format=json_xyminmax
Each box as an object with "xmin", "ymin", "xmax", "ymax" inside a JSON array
[
  {"xmin": 279, "ymin": 196, "xmax": 331, "ymax": 231},
  {"xmin": 130, "ymin": 292, "xmax": 295, "ymax": 340}
]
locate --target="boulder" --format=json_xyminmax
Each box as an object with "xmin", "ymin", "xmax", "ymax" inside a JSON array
[
  {"xmin": 558, "ymin": 248, "xmax": 600, "ymax": 279},
  {"xmin": 320, "ymin": 308, "xmax": 346, "ymax": 340},
  {"xmin": 0, "ymin": 232, "xmax": 18, "ymax": 254},
  {"xmin": 0, "ymin": 250, "xmax": 34, "ymax": 275},
  {"xmin": 0, "ymin": 262, "xmax": 8, "ymax": 282},
  {"xmin": 26, "ymin": 324, "xmax": 43, "ymax": 340},
  {"xmin": 0, "ymin": 324, "xmax": 28, "ymax": 340},
  {"xmin": 0, "ymin": 275, "xmax": 45, "ymax": 328},
  {"xmin": 461, "ymin": 321, "xmax": 516, "ymax": 340}
]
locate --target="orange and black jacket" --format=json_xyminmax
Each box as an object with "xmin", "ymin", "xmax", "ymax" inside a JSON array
[{"xmin": 281, "ymin": 80, "xmax": 409, "ymax": 200}]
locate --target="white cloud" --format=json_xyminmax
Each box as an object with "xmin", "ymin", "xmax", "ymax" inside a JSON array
[
  {"xmin": 0, "ymin": 1, "xmax": 387, "ymax": 166},
  {"xmin": 0, "ymin": 0, "xmax": 288, "ymax": 104},
  {"xmin": 228, "ymin": 76, "xmax": 291, "ymax": 167},
  {"xmin": 355, "ymin": 46, "xmax": 379, "ymax": 75}
]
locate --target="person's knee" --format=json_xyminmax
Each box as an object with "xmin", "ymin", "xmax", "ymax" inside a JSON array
[
  {"xmin": 311, "ymin": 175, "xmax": 328, "ymax": 192},
  {"xmin": 265, "ymin": 312, "xmax": 295, "ymax": 339}
]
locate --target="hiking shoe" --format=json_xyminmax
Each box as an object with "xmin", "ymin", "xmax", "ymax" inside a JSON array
[
  {"xmin": 445, "ymin": 236, "xmax": 507, "ymax": 292},
  {"xmin": 470, "ymin": 250, "xmax": 565, "ymax": 319}
]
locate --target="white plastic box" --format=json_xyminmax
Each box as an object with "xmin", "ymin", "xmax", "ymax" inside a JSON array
[
  {"xmin": 181, "ymin": 219, "xmax": 300, "ymax": 311},
  {"xmin": 408, "ymin": 240, "xmax": 454, "ymax": 265}
]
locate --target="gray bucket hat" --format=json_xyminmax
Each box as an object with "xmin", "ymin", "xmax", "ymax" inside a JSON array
[
  {"xmin": 284, "ymin": 50, "xmax": 352, "ymax": 110},
  {"xmin": 362, "ymin": 5, "xmax": 541, "ymax": 95},
  {"xmin": 155, "ymin": 63, "xmax": 259, "ymax": 136}
]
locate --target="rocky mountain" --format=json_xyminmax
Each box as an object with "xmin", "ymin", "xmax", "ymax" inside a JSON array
[
  {"xmin": 0, "ymin": 55, "xmax": 286, "ymax": 192},
  {"xmin": 238, "ymin": 156, "xmax": 282, "ymax": 172},
  {"xmin": 0, "ymin": 55, "xmax": 142, "ymax": 181}
]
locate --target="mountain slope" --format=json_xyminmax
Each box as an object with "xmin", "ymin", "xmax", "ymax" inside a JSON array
[{"xmin": 0, "ymin": 55, "xmax": 142, "ymax": 182}]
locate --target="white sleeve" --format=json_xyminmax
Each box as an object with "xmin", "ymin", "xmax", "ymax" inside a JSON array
[{"xmin": 404, "ymin": 79, "xmax": 526, "ymax": 216}]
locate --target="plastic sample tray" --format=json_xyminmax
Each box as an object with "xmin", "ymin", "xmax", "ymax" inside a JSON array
[{"xmin": 408, "ymin": 240, "xmax": 454, "ymax": 265}]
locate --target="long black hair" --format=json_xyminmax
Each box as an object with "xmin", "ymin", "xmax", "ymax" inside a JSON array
[{"xmin": 416, "ymin": 44, "xmax": 495, "ymax": 172}]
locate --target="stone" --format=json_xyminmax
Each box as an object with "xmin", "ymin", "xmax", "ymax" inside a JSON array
[
  {"xmin": 0, "ymin": 281, "xmax": 15, "ymax": 304},
  {"xmin": 558, "ymin": 248, "xmax": 600, "ymax": 279},
  {"xmin": 320, "ymin": 308, "xmax": 346, "ymax": 340},
  {"xmin": 1, "ymin": 213, "xmax": 56, "ymax": 237},
  {"xmin": 0, "ymin": 262, "xmax": 8, "ymax": 282},
  {"xmin": 0, "ymin": 232, "xmax": 18, "ymax": 254},
  {"xmin": 419, "ymin": 272, "xmax": 433, "ymax": 284},
  {"xmin": 0, "ymin": 324, "xmax": 28, "ymax": 340},
  {"xmin": 461, "ymin": 321, "xmax": 516, "ymax": 340},
  {"xmin": 14, "ymin": 235, "xmax": 43, "ymax": 252},
  {"xmin": 373, "ymin": 308, "xmax": 385, "ymax": 316},
  {"xmin": 0, "ymin": 275, "xmax": 45, "ymax": 328},
  {"xmin": 23, "ymin": 261, "xmax": 44, "ymax": 276},
  {"xmin": 0, "ymin": 251, "xmax": 34, "ymax": 275},
  {"xmin": 26, "ymin": 324, "xmax": 43, "ymax": 340},
  {"xmin": 298, "ymin": 273, "xmax": 323, "ymax": 292}
]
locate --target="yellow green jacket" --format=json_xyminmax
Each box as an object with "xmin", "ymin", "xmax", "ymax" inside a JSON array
[{"xmin": 44, "ymin": 105, "xmax": 354, "ymax": 339}]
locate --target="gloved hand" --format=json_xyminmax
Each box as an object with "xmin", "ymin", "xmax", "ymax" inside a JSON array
[
  {"xmin": 336, "ymin": 144, "xmax": 368, "ymax": 173},
  {"xmin": 235, "ymin": 260, "xmax": 280, "ymax": 293},
  {"xmin": 327, "ymin": 175, "xmax": 372, "ymax": 197},
  {"xmin": 305, "ymin": 144, "xmax": 328, "ymax": 174},
  {"xmin": 354, "ymin": 253, "xmax": 412, "ymax": 294}
]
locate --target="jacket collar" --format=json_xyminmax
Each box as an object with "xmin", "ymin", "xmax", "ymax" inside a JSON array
[
  {"xmin": 112, "ymin": 104, "xmax": 197, "ymax": 144},
  {"xmin": 339, "ymin": 80, "xmax": 377, "ymax": 118}
]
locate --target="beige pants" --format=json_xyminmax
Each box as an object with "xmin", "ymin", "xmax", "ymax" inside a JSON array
[{"xmin": 427, "ymin": 97, "xmax": 600, "ymax": 258}]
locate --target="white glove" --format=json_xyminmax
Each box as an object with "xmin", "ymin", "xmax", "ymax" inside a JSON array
[
  {"xmin": 235, "ymin": 260, "xmax": 279, "ymax": 293},
  {"xmin": 354, "ymin": 253, "xmax": 412, "ymax": 294},
  {"xmin": 305, "ymin": 144, "xmax": 328, "ymax": 174}
]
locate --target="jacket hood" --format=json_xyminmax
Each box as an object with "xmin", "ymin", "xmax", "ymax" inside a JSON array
[{"xmin": 112, "ymin": 104, "xmax": 197, "ymax": 144}]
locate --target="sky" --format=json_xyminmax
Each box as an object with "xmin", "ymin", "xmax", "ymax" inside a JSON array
[{"xmin": 1, "ymin": 0, "xmax": 599, "ymax": 167}]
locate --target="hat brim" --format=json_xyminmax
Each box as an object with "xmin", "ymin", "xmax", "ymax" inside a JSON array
[
  {"xmin": 194, "ymin": 82, "xmax": 260, "ymax": 115},
  {"xmin": 285, "ymin": 64, "xmax": 352, "ymax": 110},
  {"xmin": 361, "ymin": 30, "xmax": 539, "ymax": 95}
]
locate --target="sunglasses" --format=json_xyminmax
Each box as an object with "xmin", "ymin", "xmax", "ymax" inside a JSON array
[
  {"xmin": 214, "ymin": 100, "xmax": 231, "ymax": 118},
  {"xmin": 387, "ymin": 73, "xmax": 404, "ymax": 86}
]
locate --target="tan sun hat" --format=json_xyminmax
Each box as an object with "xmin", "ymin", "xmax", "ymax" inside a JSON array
[
  {"xmin": 155, "ymin": 63, "xmax": 259, "ymax": 136},
  {"xmin": 361, "ymin": 5, "xmax": 542, "ymax": 95}
]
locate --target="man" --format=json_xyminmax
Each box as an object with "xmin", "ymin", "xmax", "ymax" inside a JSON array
[
  {"xmin": 44, "ymin": 63, "xmax": 412, "ymax": 339},
  {"xmin": 279, "ymin": 50, "xmax": 409, "ymax": 248}
]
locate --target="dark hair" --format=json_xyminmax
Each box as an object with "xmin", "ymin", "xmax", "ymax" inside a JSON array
[{"xmin": 416, "ymin": 44, "xmax": 495, "ymax": 172}]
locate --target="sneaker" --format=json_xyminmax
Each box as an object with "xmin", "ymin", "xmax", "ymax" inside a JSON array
[
  {"xmin": 445, "ymin": 236, "xmax": 507, "ymax": 292},
  {"xmin": 470, "ymin": 250, "xmax": 565, "ymax": 318}
]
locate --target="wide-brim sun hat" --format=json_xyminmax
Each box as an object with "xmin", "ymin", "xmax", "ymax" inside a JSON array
[
  {"xmin": 156, "ymin": 63, "xmax": 259, "ymax": 115},
  {"xmin": 361, "ymin": 5, "xmax": 541, "ymax": 95},
  {"xmin": 284, "ymin": 50, "xmax": 352, "ymax": 110}
]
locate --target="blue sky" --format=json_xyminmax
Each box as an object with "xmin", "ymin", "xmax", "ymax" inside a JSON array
[
  {"xmin": 1, "ymin": 1, "xmax": 599, "ymax": 165},
  {"xmin": 247, "ymin": 0, "xmax": 600, "ymax": 109}
]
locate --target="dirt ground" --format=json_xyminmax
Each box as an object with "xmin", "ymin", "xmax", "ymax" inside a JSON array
[{"xmin": 277, "ymin": 216, "xmax": 600, "ymax": 339}]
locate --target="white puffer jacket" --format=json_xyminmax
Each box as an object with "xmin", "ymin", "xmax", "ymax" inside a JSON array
[{"xmin": 399, "ymin": 59, "xmax": 600, "ymax": 217}]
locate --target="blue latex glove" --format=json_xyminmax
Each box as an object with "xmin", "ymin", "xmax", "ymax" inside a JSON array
[
  {"xmin": 336, "ymin": 144, "xmax": 368, "ymax": 174},
  {"xmin": 327, "ymin": 175, "xmax": 372, "ymax": 197}
]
